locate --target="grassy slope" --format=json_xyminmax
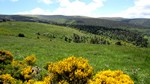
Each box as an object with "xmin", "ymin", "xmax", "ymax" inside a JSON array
[{"xmin": 0, "ymin": 22, "xmax": 150, "ymax": 84}]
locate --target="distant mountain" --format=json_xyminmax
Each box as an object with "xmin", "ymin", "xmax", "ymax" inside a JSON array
[
  {"xmin": 99, "ymin": 17, "xmax": 125, "ymax": 21},
  {"xmin": 0, "ymin": 15, "xmax": 47, "ymax": 24},
  {"xmin": 121, "ymin": 18, "xmax": 150, "ymax": 27},
  {"xmin": 31, "ymin": 15, "xmax": 150, "ymax": 29},
  {"xmin": 0, "ymin": 15, "xmax": 150, "ymax": 28},
  {"xmin": 99, "ymin": 17, "xmax": 150, "ymax": 28}
]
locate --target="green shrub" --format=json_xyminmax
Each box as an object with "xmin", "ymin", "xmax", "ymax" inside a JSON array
[{"xmin": 18, "ymin": 33, "xmax": 25, "ymax": 37}]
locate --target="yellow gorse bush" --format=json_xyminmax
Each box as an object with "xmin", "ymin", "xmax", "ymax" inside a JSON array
[
  {"xmin": 42, "ymin": 75, "xmax": 53, "ymax": 84},
  {"xmin": 0, "ymin": 74, "xmax": 16, "ymax": 84},
  {"xmin": 24, "ymin": 79, "xmax": 35, "ymax": 84},
  {"xmin": 11, "ymin": 60, "xmax": 27, "ymax": 67},
  {"xmin": 0, "ymin": 50, "xmax": 13, "ymax": 64},
  {"xmin": 0, "ymin": 50, "xmax": 134, "ymax": 84},
  {"xmin": 24, "ymin": 75, "xmax": 53, "ymax": 84},
  {"xmin": 47, "ymin": 56, "xmax": 93, "ymax": 83},
  {"xmin": 24, "ymin": 54, "xmax": 36, "ymax": 65},
  {"xmin": 88, "ymin": 70, "xmax": 134, "ymax": 84},
  {"xmin": 21, "ymin": 66, "xmax": 33, "ymax": 80}
]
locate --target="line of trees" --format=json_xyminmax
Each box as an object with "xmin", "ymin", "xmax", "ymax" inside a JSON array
[
  {"xmin": 65, "ymin": 24, "xmax": 148, "ymax": 47},
  {"xmin": 64, "ymin": 33, "xmax": 110, "ymax": 45}
]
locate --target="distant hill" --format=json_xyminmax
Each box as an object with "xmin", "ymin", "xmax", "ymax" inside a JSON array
[
  {"xmin": 121, "ymin": 18, "xmax": 150, "ymax": 27},
  {"xmin": 99, "ymin": 17, "xmax": 150, "ymax": 28},
  {"xmin": 0, "ymin": 15, "xmax": 150, "ymax": 28},
  {"xmin": 29, "ymin": 15, "xmax": 149, "ymax": 29},
  {"xmin": 0, "ymin": 15, "xmax": 149, "ymax": 47}
]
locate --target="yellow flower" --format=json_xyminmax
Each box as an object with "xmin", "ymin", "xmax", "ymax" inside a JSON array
[
  {"xmin": 11, "ymin": 60, "xmax": 26, "ymax": 67},
  {"xmin": 89, "ymin": 70, "xmax": 134, "ymax": 84},
  {"xmin": 21, "ymin": 66, "xmax": 32, "ymax": 79},
  {"xmin": 34, "ymin": 81, "xmax": 47, "ymax": 84},
  {"xmin": 24, "ymin": 54, "xmax": 36, "ymax": 65},
  {"xmin": 0, "ymin": 50, "xmax": 13, "ymax": 64},
  {"xmin": 0, "ymin": 74, "xmax": 16, "ymax": 84},
  {"xmin": 24, "ymin": 79, "xmax": 35, "ymax": 84},
  {"xmin": 43, "ymin": 75, "xmax": 53, "ymax": 84},
  {"xmin": 58, "ymin": 80, "xmax": 69, "ymax": 84},
  {"xmin": 47, "ymin": 56, "xmax": 93, "ymax": 83}
]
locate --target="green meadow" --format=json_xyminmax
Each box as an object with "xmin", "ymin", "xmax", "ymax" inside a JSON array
[{"xmin": 0, "ymin": 22, "xmax": 150, "ymax": 84}]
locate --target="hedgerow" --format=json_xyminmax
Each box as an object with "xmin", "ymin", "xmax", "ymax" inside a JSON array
[{"xmin": 0, "ymin": 50, "xmax": 134, "ymax": 84}]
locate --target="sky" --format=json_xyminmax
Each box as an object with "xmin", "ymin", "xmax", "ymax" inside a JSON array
[{"xmin": 0, "ymin": 0, "xmax": 150, "ymax": 18}]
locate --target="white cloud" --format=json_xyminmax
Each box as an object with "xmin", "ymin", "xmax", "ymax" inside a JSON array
[
  {"xmin": 16, "ymin": 0, "xmax": 105, "ymax": 16},
  {"xmin": 38, "ymin": 0, "xmax": 53, "ymax": 4},
  {"xmin": 110, "ymin": 0, "xmax": 150, "ymax": 18},
  {"xmin": 58, "ymin": 0, "xmax": 70, "ymax": 7},
  {"xmin": 52, "ymin": 0, "xmax": 105, "ymax": 16},
  {"xmin": 16, "ymin": 8, "xmax": 51, "ymax": 15}
]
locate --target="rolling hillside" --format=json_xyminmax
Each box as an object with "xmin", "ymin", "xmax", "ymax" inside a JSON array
[
  {"xmin": 0, "ymin": 15, "xmax": 149, "ymax": 47},
  {"xmin": 0, "ymin": 21, "xmax": 150, "ymax": 84},
  {"xmin": 0, "ymin": 21, "xmax": 113, "ymax": 44},
  {"xmin": 1, "ymin": 15, "xmax": 150, "ymax": 36}
]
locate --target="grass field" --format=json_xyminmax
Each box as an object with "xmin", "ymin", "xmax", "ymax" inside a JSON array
[{"xmin": 0, "ymin": 22, "xmax": 150, "ymax": 84}]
